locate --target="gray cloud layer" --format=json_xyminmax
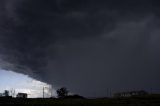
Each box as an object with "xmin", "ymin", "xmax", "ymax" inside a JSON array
[{"xmin": 0, "ymin": 0, "xmax": 160, "ymax": 97}]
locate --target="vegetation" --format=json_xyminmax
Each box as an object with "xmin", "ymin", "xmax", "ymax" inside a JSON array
[
  {"xmin": 3, "ymin": 90, "xmax": 9, "ymax": 97},
  {"xmin": 0, "ymin": 94, "xmax": 160, "ymax": 106},
  {"xmin": 0, "ymin": 90, "xmax": 15, "ymax": 98},
  {"xmin": 57, "ymin": 87, "xmax": 69, "ymax": 98},
  {"xmin": 0, "ymin": 88, "xmax": 160, "ymax": 105}
]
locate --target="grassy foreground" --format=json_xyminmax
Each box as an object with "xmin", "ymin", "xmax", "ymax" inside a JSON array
[{"xmin": 0, "ymin": 94, "xmax": 160, "ymax": 106}]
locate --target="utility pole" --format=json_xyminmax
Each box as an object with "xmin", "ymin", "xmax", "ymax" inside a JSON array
[
  {"xmin": 43, "ymin": 87, "xmax": 46, "ymax": 98},
  {"xmin": 43, "ymin": 86, "xmax": 49, "ymax": 98},
  {"xmin": 43, "ymin": 87, "xmax": 44, "ymax": 98},
  {"xmin": 50, "ymin": 85, "xmax": 53, "ymax": 98}
]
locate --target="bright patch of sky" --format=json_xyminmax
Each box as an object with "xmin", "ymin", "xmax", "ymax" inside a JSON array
[{"xmin": 0, "ymin": 69, "xmax": 56, "ymax": 98}]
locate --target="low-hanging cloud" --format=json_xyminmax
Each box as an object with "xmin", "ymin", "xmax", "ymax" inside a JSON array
[{"xmin": 0, "ymin": 0, "xmax": 160, "ymax": 97}]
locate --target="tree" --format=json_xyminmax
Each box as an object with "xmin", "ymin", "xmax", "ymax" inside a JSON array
[
  {"xmin": 0, "ymin": 93, "xmax": 3, "ymax": 97},
  {"xmin": 3, "ymin": 90, "xmax": 9, "ymax": 97},
  {"xmin": 10, "ymin": 88, "xmax": 15, "ymax": 97},
  {"xmin": 56, "ymin": 87, "xmax": 68, "ymax": 98}
]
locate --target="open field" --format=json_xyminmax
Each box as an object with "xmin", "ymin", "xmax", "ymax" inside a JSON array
[{"xmin": 0, "ymin": 94, "xmax": 160, "ymax": 106}]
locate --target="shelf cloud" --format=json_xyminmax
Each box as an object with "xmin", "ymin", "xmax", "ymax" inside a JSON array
[{"xmin": 0, "ymin": 0, "xmax": 160, "ymax": 97}]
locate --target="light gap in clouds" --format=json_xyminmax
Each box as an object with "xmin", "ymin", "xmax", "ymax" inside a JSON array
[{"xmin": 0, "ymin": 69, "xmax": 56, "ymax": 98}]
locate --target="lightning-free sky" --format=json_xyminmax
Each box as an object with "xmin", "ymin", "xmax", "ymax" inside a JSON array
[
  {"xmin": 0, "ymin": 0, "xmax": 160, "ymax": 97},
  {"xmin": 0, "ymin": 69, "xmax": 53, "ymax": 98}
]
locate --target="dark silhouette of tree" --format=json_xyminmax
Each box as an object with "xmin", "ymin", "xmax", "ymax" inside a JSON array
[
  {"xmin": 0, "ymin": 93, "xmax": 3, "ymax": 97},
  {"xmin": 3, "ymin": 90, "xmax": 9, "ymax": 97},
  {"xmin": 56, "ymin": 87, "xmax": 68, "ymax": 98},
  {"xmin": 65, "ymin": 94, "xmax": 85, "ymax": 99}
]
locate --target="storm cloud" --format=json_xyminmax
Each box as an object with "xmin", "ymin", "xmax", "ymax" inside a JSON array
[{"xmin": 0, "ymin": 0, "xmax": 160, "ymax": 97}]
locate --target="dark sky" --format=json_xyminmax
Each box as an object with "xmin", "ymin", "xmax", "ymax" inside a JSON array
[{"xmin": 0, "ymin": 0, "xmax": 160, "ymax": 97}]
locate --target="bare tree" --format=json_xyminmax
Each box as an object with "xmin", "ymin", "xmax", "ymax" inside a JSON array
[{"xmin": 10, "ymin": 88, "xmax": 16, "ymax": 97}]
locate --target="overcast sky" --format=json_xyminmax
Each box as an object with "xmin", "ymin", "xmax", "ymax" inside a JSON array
[{"xmin": 0, "ymin": 0, "xmax": 160, "ymax": 97}]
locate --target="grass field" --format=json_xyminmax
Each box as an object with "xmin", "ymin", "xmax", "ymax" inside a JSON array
[{"xmin": 0, "ymin": 94, "xmax": 160, "ymax": 106}]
